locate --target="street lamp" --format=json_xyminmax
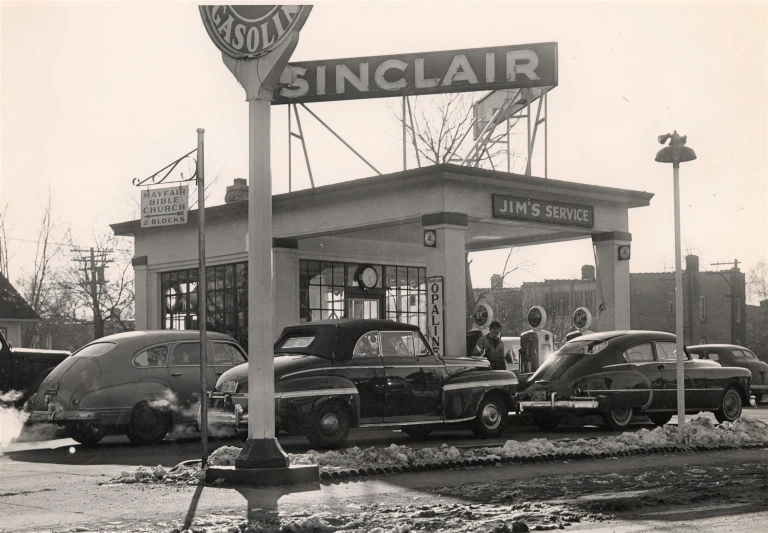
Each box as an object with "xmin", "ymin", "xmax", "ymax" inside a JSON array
[{"xmin": 655, "ymin": 131, "xmax": 697, "ymax": 443}]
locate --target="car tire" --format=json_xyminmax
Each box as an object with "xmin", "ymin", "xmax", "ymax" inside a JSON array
[
  {"xmin": 306, "ymin": 401, "xmax": 351, "ymax": 449},
  {"xmin": 714, "ymin": 387, "xmax": 742, "ymax": 424},
  {"xmin": 648, "ymin": 412, "xmax": 673, "ymax": 427},
  {"xmin": 532, "ymin": 413, "xmax": 564, "ymax": 431},
  {"xmin": 602, "ymin": 406, "xmax": 633, "ymax": 431},
  {"xmin": 403, "ymin": 425, "xmax": 433, "ymax": 438},
  {"xmin": 472, "ymin": 395, "xmax": 509, "ymax": 438},
  {"xmin": 125, "ymin": 401, "xmax": 171, "ymax": 445},
  {"xmin": 69, "ymin": 422, "xmax": 106, "ymax": 447}
]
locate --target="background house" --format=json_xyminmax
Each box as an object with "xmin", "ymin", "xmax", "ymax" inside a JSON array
[{"xmin": 0, "ymin": 272, "xmax": 39, "ymax": 346}]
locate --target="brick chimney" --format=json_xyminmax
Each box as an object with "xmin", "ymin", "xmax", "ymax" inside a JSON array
[
  {"xmin": 581, "ymin": 265, "xmax": 595, "ymax": 281},
  {"xmin": 685, "ymin": 254, "xmax": 699, "ymax": 272},
  {"xmin": 225, "ymin": 179, "xmax": 248, "ymax": 203}
]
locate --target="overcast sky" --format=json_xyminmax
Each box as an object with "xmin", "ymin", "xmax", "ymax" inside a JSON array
[{"xmin": 1, "ymin": 1, "xmax": 766, "ymax": 300}]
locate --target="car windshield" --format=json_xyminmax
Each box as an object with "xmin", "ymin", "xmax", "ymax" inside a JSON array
[{"xmin": 73, "ymin": 342, "xmax": 116, "ymax": 357}]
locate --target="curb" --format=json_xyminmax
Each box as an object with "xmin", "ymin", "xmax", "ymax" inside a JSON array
[{"xmin": 315, "ymin": 441, "xmax": 768, "ymax": 484}]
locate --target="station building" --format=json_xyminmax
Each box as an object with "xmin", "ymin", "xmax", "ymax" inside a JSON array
[{"xmin": 111, "ymin": 163, "xmax": 653, "ymax": 355}]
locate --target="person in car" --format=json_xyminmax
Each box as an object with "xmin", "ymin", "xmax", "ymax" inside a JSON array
[{"xmin": 472, "ymin": 320, "xmax": 506, "ymax": 370}]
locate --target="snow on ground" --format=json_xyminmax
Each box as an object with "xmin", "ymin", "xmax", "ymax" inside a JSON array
[{"xmin": 104, "ymin": 416, "xmax": 768, "ymax": 487}]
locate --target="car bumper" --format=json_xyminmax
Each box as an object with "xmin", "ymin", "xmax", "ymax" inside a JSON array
[
  {"xmin": 27, "ymin": 410, "xmax": 101, "ymax": 424},
  {"xmin": 519, "ymin": 398, "xmax": 600, "ymax": 411}
]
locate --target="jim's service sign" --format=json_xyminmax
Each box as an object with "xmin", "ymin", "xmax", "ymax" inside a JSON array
[{"xmin": 492, "ymin": 194, "xmax": 594, "ymax": 228}]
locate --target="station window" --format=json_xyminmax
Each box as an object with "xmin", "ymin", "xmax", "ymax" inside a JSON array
[
  {"xmin": 699, "ymin": 295, "xmax": 706, "ymax": 321},
  {"xmin": 736, "ymin": 298, "xmax": 741, "ymax": 323},
  {"xmin": 160, "ymin": 261, "xmax": 248, "ymax": 350},
  {"xmin": 299, "ymin": 259, "xmax": 427, "ymax": 334}
]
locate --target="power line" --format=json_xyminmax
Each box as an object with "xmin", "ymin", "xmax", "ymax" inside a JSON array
[{"xmin": 5, "ymin": 236, "xmax": 133, "ymax": 253}]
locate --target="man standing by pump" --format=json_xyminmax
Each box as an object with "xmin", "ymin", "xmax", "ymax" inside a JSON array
[{"xmin": 472, "ymin": 320, "xmax": 506, "ymax": 370}]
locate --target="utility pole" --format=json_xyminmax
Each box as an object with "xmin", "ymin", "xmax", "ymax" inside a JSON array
[{"xmin": 71, "ymin": 247, "xmax": 113, "ymax": 340}]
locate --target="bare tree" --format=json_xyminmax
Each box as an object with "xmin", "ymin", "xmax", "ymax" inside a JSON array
[
  {"xmin": 57, "ymin": 234, "xmax": 135, "ymax": 340},
  {"xmin": 0, "ymin": 203, "xmax": 10, "ymax": 277},
  {"xmin": 467, "ymin": 248, "xmax": 529, "ymax": 331},
  {"xmin": 17, "ymin": 195, "xmax": 71, "ymax": 347}
]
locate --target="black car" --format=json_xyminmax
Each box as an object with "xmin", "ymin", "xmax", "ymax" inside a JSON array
[
  {"xmin": 688, "ymin": 344, "xmax": 768, "ymax": 404},
  {"xmin": 208, "ymin": 319, "xmax": 519, "ymax": 448},
  {"xmin": 518, "ymin": 331, "xmax": 751, "ymax": 431}
]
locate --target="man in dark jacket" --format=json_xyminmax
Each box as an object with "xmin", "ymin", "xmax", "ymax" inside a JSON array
[{"xmin": 472, "ymin": 320, "xmax": 506, "ymax": 370}]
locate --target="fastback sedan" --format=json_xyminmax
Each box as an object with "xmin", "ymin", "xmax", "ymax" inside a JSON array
[
  {"xmin": 517, "ymin": 331, "xmax": 751, "ymax": 431},
  {"xmin": 208, "ymin": 319, "xmax": 519, "ymax": 448},
  {"xmin": 27, "ymin": 330, "xmax": 247, "ymax": 445},
  {"xmin": 688, "ymin": 344, "xmax": 768, "ymax": 404}
]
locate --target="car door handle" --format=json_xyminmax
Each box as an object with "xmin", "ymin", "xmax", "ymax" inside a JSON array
[
  {"xmin": 657, "ymin": 364, "xmax": 665, "ymax": 370},
  {"xmin": 171, "ymin": 372, "xmax": 182, "ymax": 377},
  {"xmin": 384, "ymin": 365, "xmax": 396, "ymax": 369}
]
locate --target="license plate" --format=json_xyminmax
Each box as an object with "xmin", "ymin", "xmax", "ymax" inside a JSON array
[
  {"xmin": 220, "ymin": 381, "xmax": 238, "ymax": 394},
  {"xmin": 531, "ymin": 390, "xmax": 546, "ymax": 401},
  {"xmin": 45, "ymin": 382, "xmax": 58, "ymax": 392}
]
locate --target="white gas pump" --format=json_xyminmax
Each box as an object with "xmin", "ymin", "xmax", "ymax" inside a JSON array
[
  {"xmin": 565, "ymin": 307, "xmax": 594, "ymax": 342},
  {"xmin": 519, "ymin": 306, "xmax": 553, "ymax": 373}
]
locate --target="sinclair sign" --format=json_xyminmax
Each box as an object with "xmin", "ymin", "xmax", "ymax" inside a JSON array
[{"xmin": 275, "ymin": 42, "xmax": 558, "ymax": 104}]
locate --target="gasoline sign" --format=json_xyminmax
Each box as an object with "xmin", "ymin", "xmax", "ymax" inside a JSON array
[
  {"xmin": 573, "ymin": 307, "xmax": 592, "ymax": 331},
  {"xmin": 199, "ymin": 5, "xmax": 310, "ymax": 59},
  {"xmin": 141, "ymin": 185, "xmax": 189, "ymax": 228},
  {"xmin": 527, "ymin": 306, "xmax": 547, "ymax": 330}
]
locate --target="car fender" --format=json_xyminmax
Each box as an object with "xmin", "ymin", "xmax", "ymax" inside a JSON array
[
  {"xmin": 705, "ymin": 367, "xmax": 752, "ymax": 403},
  {"xmin": 442, "ymin": 370, "xmax": 518, "ymax": 420},
  {"xmin": 276, "ymin": 375, "xmax": 361, "ymax": 430},
  {"xmin": 78, "ymin": 382, "xmax": 178, "ymax": 425},
  {"xmin": 573, "ymin": 370, "xmax": 653, "ymax": 412}
]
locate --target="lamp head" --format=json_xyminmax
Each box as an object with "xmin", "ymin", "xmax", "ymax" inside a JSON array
[{"xmin": 655, "ymin": 130, "xmax": 696, "ymax": 164}]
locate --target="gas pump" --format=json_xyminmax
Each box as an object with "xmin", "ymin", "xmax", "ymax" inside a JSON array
[
  {"xmin": 467, "ymin": 303, "xmax": 493, "ymax": 356},
  {"xmin": 564, "ymin": 307, "xmax": 594, "ymax": 342},
  {"xmin": 519, "ymin": 306, "xmax": 553, "ymax": 373}
]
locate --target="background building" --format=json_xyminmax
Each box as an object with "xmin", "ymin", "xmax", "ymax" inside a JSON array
[
  {"xmin": 0, "ymin": 272, "xmax": 39, "ymax": 347},
  {"xmin": 497, "ymin": 255, "xmax": 746, "ymax": 347}
]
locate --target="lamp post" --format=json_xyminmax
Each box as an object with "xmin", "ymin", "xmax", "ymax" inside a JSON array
[{"xmin": 655, "ymin": 131, "xmax": 696, "ymax": 443}]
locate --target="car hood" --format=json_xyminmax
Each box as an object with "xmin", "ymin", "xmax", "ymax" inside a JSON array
[
  {"xmin": 441, "ymin": 356, "xmax": 491, "ymax": 376},
  {"xmin": 214, "ymin": 353, "xmax": 324, "ymax": 389}
]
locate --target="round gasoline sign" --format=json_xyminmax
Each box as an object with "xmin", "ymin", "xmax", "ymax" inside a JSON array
[
  {"xmin": 527, "ymin": 306, "xmax": 547, "ymax": 330},
  {"xmin": 199, "ymin": 5, "xmax": 309, "ymax": 59},
  {"xmin": 473, "ymin": 303, "xmax": 493, "ymax": 328},
  {"xmin": 572, "ymin": 307, "xmax": 592, "ymax": 331}
]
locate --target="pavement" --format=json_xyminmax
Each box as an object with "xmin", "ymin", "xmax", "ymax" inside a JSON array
[{"xmin": 1, "ymin": 444, "xmax": 767, "ymax": 533}]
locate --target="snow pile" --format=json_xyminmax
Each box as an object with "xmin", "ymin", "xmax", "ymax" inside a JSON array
[
  {"xmin": 103, "ymin": 416, "xmax": 768, "ymax": 486},
  {"xmin": 103, "ymin": 463, "xmax": 204, "ymax": 486},
  {"xmin": 208, "ymin": 445, "xmax": 243, "ymax": 466}
]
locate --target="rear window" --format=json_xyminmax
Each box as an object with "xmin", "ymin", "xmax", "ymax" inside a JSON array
[
  {"xmin": 73, "ymin": 342, "xmax": 116, "ymax": 357},
  {"xmin": 733, "ymin": 349, "xmax": 756, "ymax": 359},
  {"xmin": 556, "ymin": 339, "xmax": 608, "ymax": 355},
  {"xmin": 280, "ymin": 336, "xmax": 315, "ymax": 349}
]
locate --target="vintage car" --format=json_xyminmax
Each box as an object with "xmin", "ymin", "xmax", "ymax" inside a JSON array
[
  {"xmin": 517, "ymin": 330, "xmax": 752, "ymax": 431},
  {"xmin": 688, "ymin": 344, "xmax": 768, "ymax": 404},
  {"xmin": 27, "ymin": 330, "xmax": 247, "ymax": 446},
  {"xmin": 208, "ymin": 319, "xmax": 519, "ymax": 448}
]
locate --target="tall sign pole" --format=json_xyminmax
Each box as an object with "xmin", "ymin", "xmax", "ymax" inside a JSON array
[
  {"xmin": 196, "ymin": 128, "xmax": 209, "ymax": 465},
  {"xmin": 199, "ymin": 5, "xmax": 312, "ymax": 469}
]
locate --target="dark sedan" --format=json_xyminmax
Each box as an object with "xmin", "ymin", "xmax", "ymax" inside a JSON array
[
  {"xmin": 518, "ymin": 330, "xmax": 751, "ymax": 431},
  {"xmin": 208, "ymin": 319, "xmax": 519, "ymax": 448},
  {"xmin": 688, "ymin": 344, "xmax": 768, "ymax": 404}
]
